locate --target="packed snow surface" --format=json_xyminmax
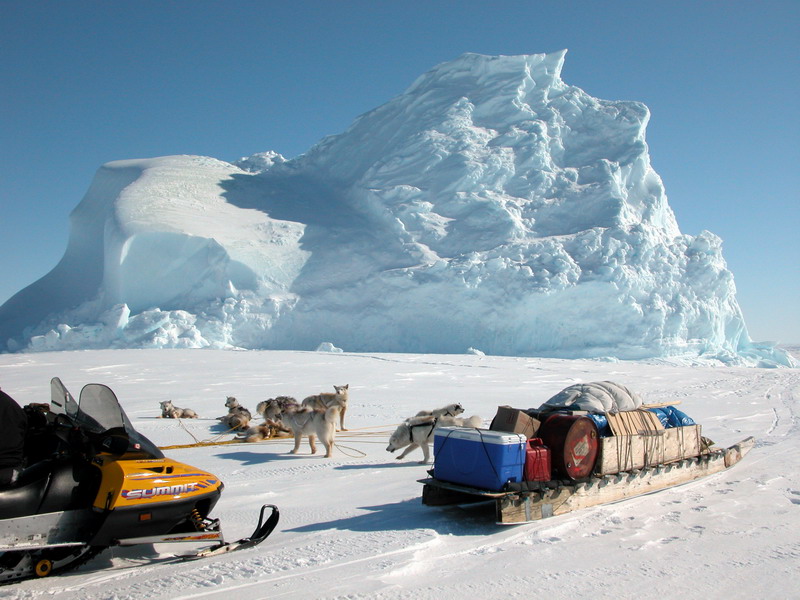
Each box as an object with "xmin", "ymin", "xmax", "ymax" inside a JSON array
[
  {"xmin": 0, "ymin": 348, "xmax": 798, "ymax": 599},
  {"xmin": 0, "ymin": 52, "xmax": 792, "ymax": 365}
]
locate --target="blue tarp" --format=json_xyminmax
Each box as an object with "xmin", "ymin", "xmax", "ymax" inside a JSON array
[
  {"xmin": 648, "ymin": 406, "xmax": 696, "ymax": 428},
  {"xmin": 588, "ymin": 414, "xmax": 612, "ymax": 437},
  {"xmin": 587, "ymin": 406, "xmax": 695, "ymax": 437}
]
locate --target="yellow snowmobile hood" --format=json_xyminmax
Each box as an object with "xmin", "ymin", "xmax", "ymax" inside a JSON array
[{"xmin": 93, "ymin": 455, "xmax": 223, "ymax": 510}]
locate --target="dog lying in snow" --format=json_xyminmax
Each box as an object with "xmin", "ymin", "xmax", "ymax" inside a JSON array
[
  {"xmin": 238, "ymin": 418, "xmax": 293, "ymax": 443},
  {"xmin": 415, "ymin": 403, "xmax": 464, "ymax": 418},
  {"xmin": 302, "ymin": 384, "xmax": 349, "ymax": 431},
  {"xmin": 386, "ymin": 413, "xmax": 482, "ymax": 463},
  {"xmin": 262, "ymin": 395, "xmax": 343, "ymax": 457},
  {"xmin": 239, "ymin": 397, "xmax": 298, "ymax": 442},
  {"xmin": 218, "ymin": 396, "xmax": 252, "ymax": 431},
  {"xmin": 159, "ymin": 400, "xmax": 198, "ymax": 419}
]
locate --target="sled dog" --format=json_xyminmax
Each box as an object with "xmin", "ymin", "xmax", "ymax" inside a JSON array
[
  {"xmin": 224, "ymin": 396, "xmax": 251, "ymax": 414},
  {"xmin": 239, "ymin": 418, "xmax": 293, "ymax": 443},
  {"xmin": 386, "ymin": 414, "xmax": 482, "ymax": 463},
  {"xmin": 415, "ymin": 403, "xmax": 464, "ymax": 418},
  {"xmin": 257, "ymin": 396, "xmax": 298, "ymax": 421},
  {"xmin": 302, "ymin": 384, "xmax": 349, "ymax": 431},
  {"xmin": 159, "ymin": 400, "xmax": 198, "ymax": 419},
  {"xmin": 280, "ymin": 399, "xmax": 343, "ymax": 458},
  {"xmin": 219, "ymin": 396, "xmax": 252, "ymax": 430},
  {"xmin": 242, "ymin": 396, "xmax": 298, "ymax": 442}
]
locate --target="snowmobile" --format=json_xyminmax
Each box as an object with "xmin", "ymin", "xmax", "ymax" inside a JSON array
[{"xmin": 0, "ymin": 378, "xmax": 279, "ymax": 583}]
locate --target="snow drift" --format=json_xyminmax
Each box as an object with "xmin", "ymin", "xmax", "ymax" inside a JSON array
[{"xmin": 0, "ymin": 51, "xmax": 791, "ymax": 365}]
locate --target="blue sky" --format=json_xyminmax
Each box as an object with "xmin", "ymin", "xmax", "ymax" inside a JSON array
[{"xmin": 1, "ymin": 1, "xmax": 798, "ymax": 343}]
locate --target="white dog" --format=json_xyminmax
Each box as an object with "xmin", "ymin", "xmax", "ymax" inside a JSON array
[
  {"xmin": 280, "ymin": 399, "xmax": 343, "ymax": 458},
  {"xmin": 415, "ymin": 403, "xmax": 465, "ymax": 418},
  {"xmin": 159, "ymin": 400, "xmax": 198, "ymax": 419},
  {"xmin": 302, "ymin": 384, "xmax": 349, "ymax": 431},
  {"xmin": 386, "ymin": 414, "xmax": 482, "ymax": 463}
]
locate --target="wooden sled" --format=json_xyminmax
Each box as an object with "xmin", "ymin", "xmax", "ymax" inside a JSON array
[{"xmin": 420, "ymin": 436, "xmax": 755, "ymax": 524}]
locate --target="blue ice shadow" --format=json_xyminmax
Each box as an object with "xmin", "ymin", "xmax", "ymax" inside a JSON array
[
  {"xmin": 285, "ymin": 498, "xmax": 500, "ymax": 536},
  {"xmin": 214, "ymin": 450, "xmax": 310, "ymax": 465}
]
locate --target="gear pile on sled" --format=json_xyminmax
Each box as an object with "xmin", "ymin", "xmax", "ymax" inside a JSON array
[{"xmin": 421, "ymin": 381, "xmax": 754, "ymax": 524}]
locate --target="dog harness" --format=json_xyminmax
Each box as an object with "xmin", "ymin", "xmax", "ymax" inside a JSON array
[{"xmin": 409, "ymin": 417, "xmax": 438, "ymax": 436}]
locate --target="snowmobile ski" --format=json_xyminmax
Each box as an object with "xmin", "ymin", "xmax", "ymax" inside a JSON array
[{"xmin": 180, "ymin": 504, "xmax": 280, "ymax": 559}]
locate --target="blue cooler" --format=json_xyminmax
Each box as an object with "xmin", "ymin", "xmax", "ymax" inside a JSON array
[{"xmin": 433, "ymin": 427, "xmax": 526, "ymax": 491}]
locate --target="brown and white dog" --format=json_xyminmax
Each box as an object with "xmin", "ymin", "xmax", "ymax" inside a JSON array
[
  {"xmin": 242, "ymin": 396, "xmax": 298, "ymax": 442},
  {"xmin": 218, "ymin": 396, "xmax": 252, "ymax": 430},
  {"xmin": 256, "ymin": 396, "xmax": 298, "ymax": 421},
  {"xmin": 239, "ymin": 418, "xmax": 293, "ymax": 443}
]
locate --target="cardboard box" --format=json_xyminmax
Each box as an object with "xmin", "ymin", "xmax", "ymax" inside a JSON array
[
  {"xmin": 489, "ymin": 406, "xmax": 541, "ymax": 438},
  {"xmin": 433, "ymin": 427, "xmax": 526, "ymax": 491}
]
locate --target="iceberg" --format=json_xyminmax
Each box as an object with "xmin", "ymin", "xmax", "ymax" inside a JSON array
[{"xmin": 0, "ymin": 51, "xmax": 792, "ymax": 366}]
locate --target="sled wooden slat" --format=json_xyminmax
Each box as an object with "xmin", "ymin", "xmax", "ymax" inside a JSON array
[
  {"xmin": 640, "ymin": 401, "xmax": 682, "ymax": 408},
  {"xmin": 607, "ymin": 409, "xmax": 663, "ymax": 437},
  {"xmin": 421, "ymin": 436, "xmax": 755, "ymax": 525}
]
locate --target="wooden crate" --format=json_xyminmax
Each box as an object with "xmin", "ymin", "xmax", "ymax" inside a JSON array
[{"xmin": 596, "ymin": 420, "xmax": 702, "ymax": 475}]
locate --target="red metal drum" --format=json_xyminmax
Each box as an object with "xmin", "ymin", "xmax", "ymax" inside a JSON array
[{"xmin": 538, "ymin": 414, "xmax": 599, "ymax": 481}]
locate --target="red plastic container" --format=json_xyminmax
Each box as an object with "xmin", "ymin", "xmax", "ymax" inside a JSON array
[{"xmin": 524, "ymin": 438, "xmax": 552, "ymax": 482}]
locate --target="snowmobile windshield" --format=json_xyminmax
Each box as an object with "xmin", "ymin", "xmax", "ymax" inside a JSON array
[
  {"xmin": 76, "ymin": 383, "xmax": 163, "ymax": 459},
  {"xmin": 50, "ymin": 377, "xmax": 79, "ymax": 419},
  {"xmin": 77, "ymin": 384, "xmax": 130, "ymax": 433}
]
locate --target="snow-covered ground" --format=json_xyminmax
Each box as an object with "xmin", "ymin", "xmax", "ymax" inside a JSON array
[{"xmin": 1, "ymin": 348, "xmax": 798, "ymax": 599}]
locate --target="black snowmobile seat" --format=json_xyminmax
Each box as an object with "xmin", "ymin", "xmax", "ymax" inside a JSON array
[
  {"xmin": 0, "ymin": 460, "xmax": 53, "ymax": 519},
  {"xmin": 0, "ymin": 456, "xmax": 96, "ymax": 520},
  {"xmin": 0, "ymin": 389, "xmax": 27, "ymax": 477}
]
